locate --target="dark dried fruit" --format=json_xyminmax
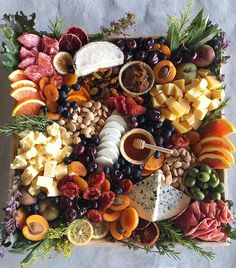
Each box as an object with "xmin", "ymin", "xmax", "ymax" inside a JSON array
[
  {"xmin": 87, "ymin": 209, "xmax": 102, "ymax": 223},
  {"xmin": 132, "ymin": 222, "xmax": 159, "ymax": 246},
  {"xmin": 136, "ymin": 218, "xmax": 151, "ymax": 230},
  {"xmin": 83, "ymin": 187, "xmax": 101, "ymax": 200},
  {"xmin": 119, "ymin": 179, "xmax": 133, "ymax": 194},
  {"xmin": 88, "ymin": 171, "xmax": 105, "ymax": 187},
  {"xmin": 99, "ymin": 191, "xmax": 115, "ymax": 210}
]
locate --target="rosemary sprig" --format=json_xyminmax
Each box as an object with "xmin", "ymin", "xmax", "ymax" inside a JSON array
[
  {"xmin": 157, "ymin": 220, "xmax": 215, "ymax": 260},
  {"xmin": 200, "ymin": 97, "xmax": 230, "ymax": 128},
  {"xmin": 0, "ymin": 113, "xmax": 53, "ymax": 136},
  {"xmin": 48, "ymin": 17, "xmax": 64, "ymax": 39}
]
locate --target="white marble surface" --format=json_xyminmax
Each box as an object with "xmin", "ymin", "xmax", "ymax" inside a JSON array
[{"xmin": 0, "ymin": 0, "xmax": 236, "ymax": 267}]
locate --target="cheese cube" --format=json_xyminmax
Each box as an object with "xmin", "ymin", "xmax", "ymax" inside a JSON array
[
  {"xmin": 191, "ymin": 79, "xmax": 200, "ymax": 87},
  {"xmin": 208, "ymin": 99, "xmax": 221, "ymax": 111},
  {"xmin": 24, "ymin": 147, "xmax": 38, "ymax": 160},
  {"xmin": 155, "ymin": 92, "xmax": 167, "ymax": 104},
  {"xmin": 44, "ymin": 160, "xmax": 57, "ymax": 177},
  {"xmin": 185, "ymin": 84, "xmax": 192, "ymax": 91},
  {"xmin": 173, "ymin": 79, "xmax": 185, "ymax": 91},
  {"xmin": 161, "ymin": 108, "xmax": 177, "ymax": 121},
  {"xmin": 163, "ymin": 83, "xmax": 175, "ymax": 96},
  {"xmin": 19, "ymin": 131, "xmax": 35, "ymax": 151},
  {"xmin": 173, "ymin": 86, "xmax": 183, "ymax": 99},
  {"xmin": 61, "ymin": 136, "xmax": 73, "ymax": 146},
  {"xmin": 165, "ymin": 96, "xmax": 176, "ymax": 106},
  {"xmin": 34, "ymin": 131, "xmax": 48, "ymax": 144},
  {"xmin": 206, "ymin": 76, "xmax": 222, "ymax": 90},
  {"xmin": 168, "ymin": 101, "xmax": 186, "ymax": 117},
  {"xmin": 47, "ymin": 181, "xmax": 61, "ymax": 197},
  {"xmin": 172, "ymin": 121, "xmax": 190, "ymax": 133},
  {"xmin": 211, "ymin": 89, "xmax": 225, "ymax": 99},
  {"xmin": 193, "ymin": 109, "xmax": 208, "ymax": 120},
  {"xmin": 197, "ymin": 68, "xmax": 211, "ymax": 77},
  {"xmin": 202, "ymin": 88, "xmax": 212, "ymax": 98},
  {"xmin": 178, "ymin": 97, "xmax": 190, "ymax": 114},
  {"xmin": 192, "ymin": 95, "xmax": 211, "ymax": 110},
  {"xmin": 28, "ymin": 178, "xmax": 41, "ymax": 196},
  {"xmin": 17, "ymin": 130, "xmax": 30, "ymax": 139},
  {"xmin": 197, "ymin": 78, "xmax": 208, "ymax": 91},
  {"xmin": 10, "ymin": 155, "xmax": 27, "ymax": 169},
  {"xmin": 21, "ymin": 166, "xmax": 39, "ymax": 186},
  {"xmin": 46, "ymin": 122, "xmax": 60, "ymax": 137},
  {"xmin": 181, "ymin": 113, "xmax": 195, "ymax": 125},
  {"xmin": 185, "ymin": 88, "xmax": 201, "ymax": 102},
  {"xmin": 152, "ymin": 97, "xmax": 161, "ymax": 108},
  {"xmin": 190, "ymin": 118, "xmax": 201, "ymax": 130},
  {"xmin": 55, "ymin": 163, "xmax": 68, "ymax": 180},
  {"xmin": 150, "ymin": 85, "xmax": 163, "ymax": 96},
  {"xmin": 34, "ymin": 155, "xmax": 46, "ymax": 171},
  {"xmin": 55, "ymin": 146, "xmax": 73, "ymax": 163},
  {"xmin": 44, "ymin": 140, "xmax": 60, "ymax": 158},
  {"xmin": 36, "ymin": 176, "xmax": 53, "ymax": 189}
]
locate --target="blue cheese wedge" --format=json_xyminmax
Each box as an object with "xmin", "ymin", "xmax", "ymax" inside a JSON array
[
  {"xmin": 128, "ymin": 173, "xmax": 190, "ymax": 221},
  {"xmin": 73, "ymin": 41, "xmax": 124, "ymax": 76}
]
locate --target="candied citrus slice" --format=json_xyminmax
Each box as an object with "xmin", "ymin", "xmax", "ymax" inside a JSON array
[
  {"xmin": 10, "ymin": 86, "xmax": 41, "ymax": 102},
  {"xmin": 199, "ymin": 145, "xmax": 234, "ymax": 164},
  {"xmin": 8, "ymin": 70, "xmax": 28, "ymax": 82},
  {"xmin": 199, "ymin": 136, "xmax": 235, "ymax": 152},
  {"xmin": 10, "ymin": 79, "xmax": 38, "ymax": 89},
  {"xmin": 63, "ymin": 73, "xmax": 78, "ymax": 86},
  {"xmin": 91, "ymin": 221, "xmax": 109, "ymax": 240},
  {"xmin": 12, "ymin": 98, "xmax": 45, "ymax": 116},
  {"xmin": 200, "ymin": 118, "xmax": 236, "ymax": 138},
  {"xmin": 66, "ymin": 94, "xmax": 87, "ymax": 104},
  {"xmin": 132, "ymin": 222, "xmax": 159, "ymax": 246},
  {"xmin": 67, "ymin": 219, "xmax": 93, "ymax": 246},
  {"xmin": 198, "ymin": 153, "xmax": 231, "ymax": 169},
  {"xmin": 144, "ymin": 154, "xmax": 164, "ymax": 171},
  {"xmin": 110, "ymin": 195, "xmax": 130, "ymax": 211},
  {"xmin": 43, "ymin": 84, "xmax": 59, "ymax": 101}
]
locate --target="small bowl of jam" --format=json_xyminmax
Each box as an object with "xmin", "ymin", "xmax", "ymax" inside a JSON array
[
  {"xmin": 118, "ymin": 61, "xmax": 155, "ymax": 96},
  {"xmin": 120, "ymin": 128, "xmax": 156, "ymax": 165}
]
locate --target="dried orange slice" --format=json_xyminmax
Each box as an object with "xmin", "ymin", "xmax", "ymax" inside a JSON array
[
  {"xmin": 10, "ymin": 80, "xmax": 38, "ymax": 89},
  {"xmin": 66, "ymin": 94, "xmax": 87, "ymax": 104},
  {"xmin": 8, "ymin": 70, "xmax": 28, "ymax": 82},
  {"xmin": 141, "ymin": 169, "xmax": 153, "ymax": 177},
  {"xmin": 12, "ymin": 99, "xmax": 45, "ymax": 116},
  {"xmin": 144, "ymin": 154, "xmax": 164, "ymax": 171},
  {"xmin": 132, "ymin": 222, "xmax": 159, "ymax": 246},
  {"xmin": 198, "ymin": 153, "xmax": 231, "ymax": 169},
  {"xmin": 10, "ymin": 86, "xmax": 41, "ymax": 102}
]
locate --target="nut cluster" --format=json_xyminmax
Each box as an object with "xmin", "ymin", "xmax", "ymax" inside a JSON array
[
  {"xmin": 58, "ymin": 100, "xmax": 109, "ymax": 143},
  {"xmin": 161, "ymin": 148, "xmax": 196, "ymax": 191}
]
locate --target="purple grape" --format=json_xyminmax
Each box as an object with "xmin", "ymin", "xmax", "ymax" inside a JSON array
[
  {"xmin": 163, "ymin": 139, "xmax": 173, "ymax": 149},
  {"xmin": 146, "ymin": 50, "xmax": 159, "ymax": 66},
  {"xmin": 126, "ymin": 39, "xmax": 137, "ymax": 50},
  {"xmin": 171, "ymin": 51, "xmax": 183, "ymax": 64},
  {"xmin": 86, "ymin": 145, "xmax": 97, "ymax": 156},
  {"xmin": 124, "ymin": 51, "xmax": 133, "ymax": 62},
  {"xmin": 183, "ymin": 50, "xmax": 197, "ymax": 61},
  {"xmin": 156, "ymin": 36, "xmax": 166, "ymax": 45},
  {"xmin": 148, "ymin": 109, "xmax": 161, "ymax": 121},
  {"xmin": 87, "ymin": 162, "xmax": 98, "ymax": 174},
  {"xmin": 135, "ymin": 50, "xmax": 147, "ymax": 61},
  {"xmin": 60, "ymin": 197, "xmax": 73, "ymax": 210},
  {"xmin": 74, "ymin": 143, "xmax": 85, "ymax": 155},
  {"xmin": 116, "ymin": 39, "xmax": 125, "ymax": 51},
  {"xmin": 143, "ymin": 37, "xmax": 154, "ymax": 50},
  {"xmin": 111, "ymin": 169, "xmax": 123, "ymax": 181},
  {"xmin": 64, "ymin": 207, "xmax": 77, "ymax": 222},
  {"xmin": 77, "ymin": 208, "xmax": 87, "ymax": 218},
  {"xmin": 78, "ymin": 154, "xmax": 93, "ymax": 164},
  {"xmin": 136, "ymin": 37, "xmax": 144, "ymax": 48}
]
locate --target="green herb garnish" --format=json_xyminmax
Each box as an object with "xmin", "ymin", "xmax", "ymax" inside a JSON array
[
  {"xmin": 48, "ymin": 17, "xmax": 64, "ymax": 39},
  {"xmin": 0, "ymin": 113, "xmax": 53, "ymax": 136}
]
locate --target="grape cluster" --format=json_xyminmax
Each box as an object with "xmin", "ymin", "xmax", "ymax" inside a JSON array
[
  {"xmin": 115, "ymin": 36, "xmax": 168, "ymax": 67},
  {"xmin": 171, "ymin": 44, "xmax": 197, "ymax": 65}
]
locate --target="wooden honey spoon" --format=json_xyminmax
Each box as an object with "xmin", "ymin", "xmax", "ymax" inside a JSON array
[{"xmin": 133, "ymin": 138, "xmax": 174, "ymax": 154}]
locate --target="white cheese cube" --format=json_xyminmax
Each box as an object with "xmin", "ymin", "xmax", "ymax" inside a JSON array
[
  {"xmin": 28, "ymin": 179, "xmax": 41, "ymax": 196},
  {"xmin": 19, "ymin": 131, "xmax": 35, "ymax": 151},
  {"xmin": 44, "ymin": 141, "xmax": 60, "ymax": 158},
  {"xmin": 208, "ymin": 99, "xmax": 221, "ymax": 111},
  {"xmin": 55, "ymin": 146, "xmax": 73, "ymax": 163},
  {"xmin": 150, "ymin": 84, "xmax": 163, "ymax": 96},
  {"xmin": 197, "ymin": 78, "xmax": 208, "ymax": 91},
  {"xmin": 44, "ymin": 160, "xmax": 57, "ymax": 177},
  {"xmin": 34, "ymin": 131, "xmax": 48, "ymax": 144},
  {"xmin": 21, "ymin": 166, "xmax": 39, "ymax": 186},
  {"xmin": 192, "ymin": 95, "xmax": 211, "ymax": 110},
  {"xmin": 55, "ymin": 163, "xmax": 68, "ymax": 180},
  {"xmin": 17, "ymin": 130, "xmax": 30, "ymax": 139},
  {"xmin": 185, "ymin": 88, "xmax": 201, "ymax": 102},
  {"xmin": 10, "ymin": 155, "xmax": 28, "ymax": 169},
  {"xmin": 46, "ymin": 122, "xmax": 60, "ymax": 137},
  {"xmin": 24, "ymin": 147, "xmax": 38, "ymax": 160},
  {"xmin": 47, "ymin": 181, "xmax": 61, "ymax": 197},
  {"xmin": 36, "ymin": 176, "xmax": 53, "ymax": 189},
  {"xmin": 193, "ymin": 109, "xmax": 208, "ymax": 120},
  {"xmin": 34, "ymin": 155, "xmax": 46, "ymax": 171}
]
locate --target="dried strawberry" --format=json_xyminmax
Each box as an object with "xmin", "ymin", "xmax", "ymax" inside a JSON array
[
  {"xmin": 107, "ymin": 97, "xmax": 116, "ymax": 110},
  {"xmin": 134, "ymin": 96, "xmax": 144, "ymax": 105},
  {"xmin": 125, "ymin": 96, "xmax": 137, "ymax": 107},
  {"xmin": 99, "ymin": 191, "xmax": 115, "ymax": 210},
  {"xmin": 83, "ymin": 187, "xmax": 101, "ymax": 200},
  {"xmin": 114, "ymin": 95, "xmax": 128, "ymax": 115},
  {"xmin": 132, "ymin": 222, "xmax": 159, "ymax": 246},
  {"xmin": 119, "ymin": 179, "xmax": 133, "ymax": 194},
  {"xmin": 170, "ymin": 133, "xmax": 189, "ymax": 148},
  {"xmin": 126, "ymin": 96, "xmax": 146, "ymax": 116},
  {"xmin": 88, "ymin": 171, "xmax": 105, "ymax": 187},
  {"xmin": 87, "ymin": 209, "xmax": 102, "ymax": 223}
]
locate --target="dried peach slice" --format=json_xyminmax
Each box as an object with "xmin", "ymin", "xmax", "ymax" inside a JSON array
[
  {"xmin": 120, "ymin": 207, "xmax": 139, "ymax": 232},
  {"xmin": 103, "ymin": 209, "xmax": 121, "ymax": 222},
  {"xmin": 68, "ymin": 161, "xmax": 87, "ymax": 177},
  {"xmin": 110, "ymin": 195, "xmax": 130, "ymax": 211}
]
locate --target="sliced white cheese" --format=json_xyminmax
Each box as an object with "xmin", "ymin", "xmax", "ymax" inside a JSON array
[
  {"xmin": 95, "ymin": 156, "xmax": 114, "ymax": 169},
  {"xmin": 99, "ymin": 127, "xmax": 122, "ymax": 139},
  {"xmin": 73, "ymin": 41, "xmax": 124, "ymax": 76},
  {"xmin": 55, "ymin": 163, "xmax": 68, "ymax": 180},
  {"xmin": 97, "ymin": 141, "xmax": 119, "ymax": 155},
  {"xmin": 103, "ymin": 121, "xmax": 126, "ymax": 134},
  {"xmin": 96, "ymin": 148, "xmax": 118, "ymax": 163},
  {"xmin": 100, "ymin": 135, "xmax": 120, "ymax": 145},
  {"xmin": 44, "ymin": 160, "xmax": 57, "ymax": 177},
  {"xmin": 36, "ymin": 176, "xmax": 53, "ymax": 189},
  {"xmin": 106, "ymin": 114, "xmax": 128, "ymax": 130}
]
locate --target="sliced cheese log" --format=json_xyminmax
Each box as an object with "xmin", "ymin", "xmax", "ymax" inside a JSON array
[
  {"xmin": 106, "ymin": 114, "xmax": 128, "ymax": 130},
  {"xmin": 100, "ymin": 135, "xmax": 120, "ymax": 145},
  {"xmin": 73, "ymin": 41, "xmax": 124, "ymax": 76},
  {"xmin": 96, "ymin": 148, "xmax": 118, "ymax": 162},
  {"xmin": 128, "ymin": 172, "xmax": 190, "ymax": 221},
  {"xmin": 95, "ymin": 156, "xmax": 114, "ymax": 168},
  {"xmin": 97, "ymin": 141, "xmax": 119, "ymax": 155},
  {"xmin": 104, "ymin": 121, "xmax": 126, "ymax": 134},
  {"xmin": 99, "ymin": 128, "xmax": 121, "ymax": 139}
]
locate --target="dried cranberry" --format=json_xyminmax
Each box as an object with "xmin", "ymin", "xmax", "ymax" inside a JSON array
[
  {"xmin": 88, "ymin": 171, "xmax": 105, "ymax": 187},
  {"xmin": 57, "ymin": 176, "xmax": 73, "ymax": 191},
  {"xmin": 87, "ymin": 209, "xmax": 102, "ymax": 223},
  {"xmin": 119, "ymin": 179, "xmax": 133, "ymax": 194},
  {"xmin": 83, "ymin": 187, "xmax": 101, "ymax": 200},
  {"xmin": 60, "ymin": 181, "xmax": 80, "ymax": 199},
  {"xmin": 170, "ymin": 133, "xmax": 190, "ymax": 148},
  {"xmin": 99, "ymin": 191, "xmax": 115, "ymax": 210}
]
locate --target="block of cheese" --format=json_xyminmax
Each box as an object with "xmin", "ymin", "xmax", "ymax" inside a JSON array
[
  {"xmin": 47, "ymin": 181, "xmax": 61, "ymax": 197},
  {"xmin": 185, "ymin": 88, "xmax": 201, "ymax": 102},
  {"xmin": 191, "ymin": 118, "xmax": 201, "ymax": 130},
  {"xmin": 163, "ymin": 83, "xmax": 175, "ymax": 96},
  {"xmin": 161, "ymin": 108, "xmax": 177, "ymax": 121},
  {"xmin": 36, "ymin": 176, "xmax": 54, "ymax": 189},
  {"xmin": 168, "ymin": 100, "xmax": 186, "ymax": 117},
  {"xmin": 197, "ymin": 68, "xmax": 211, "ymax": 77},
  {"xmin": 155, "ymin": 92, "xmax": 167, "ymax": 104},
  {"xmin": 24, "ymin": 147, "xmax": 38, "ymax": 160},
  {"xmin": 46, "ymin": 122, "xmax": 60, "ymax": 137},
  {"xmin": 172, "ymin": 121, "xmax": 191, "ymax": 133},
  {"xmin": 178, "ymin": 97, "xmax": 190, "ymax": 114},
  {"xmin": 28, "ymin": 178, "xmax": 41, "ymax": 196},
  {"xmin": 34, "ymin": 131, "xmax": 48, "ymax": 144},
  {"xmin": 128, "ymin": 173, "xmax": 190, "ymax": 221},
  {"xmin": 173, "ymin": 86, "xmax": 183, "ymax": 99},
  {"xmin": 10, "ymin": 155, "xmax": 27, "ymax": 169},
  {"xmin": 202, "ymin": 88, "xmax": 212, "ymax": 98},
  {"xmin": 206, "ymin": 76, "xmax": 222, "ymax": 90},
  {"xmin": 193, "ymin": 109, "xmax": 208, "ymax": 120},
  {"xmin": 19, "ymin": 131, "xmax": 35, "ymax": 151},
  {"xmin": 181, "ymin": 113, "xmax": 195, "ymax": 125},
  {"xmin": 192, "ymin": 95, "xmax": 211, "ymax": 110},
  {"xmin": 165, "ymin": 96, "xmax": 176, "ymax": 106},
  {"xmin": 44, "ymin": 160, "xmax": 57, "ymax": 177},
  {"xmin": 152, "ymin": 97, "xmax": 161, "ymax": 108},
  {"xmin": 211, "ymin": 89, "xmax": 225, "ymax": 99},
  {"xmin": 208, "ymin": 99, "xmax": 221, "ymax": 111},
  {"xmin": 150, "ymin": 84, "xmax": 163, "ymax": 96},
  {"xmin": 55, "ymin": 163, "xmax": 68, "ymax": 180},
  {"xmin": 21, "ymin": 166, "xmax": 39, "ymax": 186},
  {"xmin": 197, "ymin": 78, "xmax": 208, "ymax": 91},
  {"xmin": 173, "ymin": 79, "xmax": 185, "ymax": 91}
]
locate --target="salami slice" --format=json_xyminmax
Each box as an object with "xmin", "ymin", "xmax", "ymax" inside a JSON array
[
  {"xmin": 25, "ymin": 65, "xmax": 43, "ymax": 83},
  {"xmin": 17, "ymin": 33, "xmax": 41, "ymax": 49},
  {"xmin": 37, "ymin": 52, "xmax": 54, "ymax": 77},
  {"xmin": 49, "ymin": 74, "xmax": 63, "ymax": 89},
  {"xmin": 18, "ymin": 57, "xmax": 36, "ymax": 69},
  {"xmin": 41, "ymin": 35, "xmax": 59, "ymax": 55},
  {"xmin": 20, "ymin": 47, "xmax": 38, "ymax": 59},
  {"xmin": 67, "ymin": 26, "xmax": 89, "ymax": 45},
  {"xmin": 59, "ymin": 33, "xmax": 82, "ymax": 52}
]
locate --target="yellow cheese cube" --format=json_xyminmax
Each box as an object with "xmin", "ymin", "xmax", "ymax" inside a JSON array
[
  {"xmin": 208, "ymin": 99, "xmax": 221, "ymax": 111},
  {"xmin": 206, "ymin": 76, "xmax": 222, "ymax": 90},
  {"xmin": 191, "ymin": 118, "xmax": 201, "ymax": 130},
  {"xmin": 211, "ymin": 89, "xmax": 225, "ymax": 99},
  {"xmin": 178, "ymin": 97, "xmax": 190, "ymax": 114},
  {"xmin": 202, "ymin": 88, "xmax": 212, "ymax": 98},
  {"xmin": 150, "ymin": 85, "xmax": 163, "ymax": 96},
  {"xmin": 21, "ymin": 166, "xmax": 39, "ymax": 186},
  {"xmin": 191, "ymin": 79, "xmax": 200, "ymax": 87},
  {"xmin": 47, "ymin": 181, "xmax": 61, "ymax": 197},
  {"xmin": 155, "ymin": 92, "xmax": 167, "ymax": 104},
  {"xmin": 168, "ymin": 101, "xmax": 186, "ymax": 117},
  {"xmin": 181, "ymin": 113, "xmax": 195, "ymax": 125},
  {"xmin": 197, "ymin": 68, "xmax": 211, "ymax": 77},
  {"xmin": 44, "ymin": 160, "xmax": 57, "ymax": 177},
  {"xmin": 55, "ymin": 163, "xmax": 68, "ymax": 180},
  {"xmin": 172, "ymin": 121, "xmax": 191, "ymax": 133},
  {"xmin": 28, "ymin": 179, "xmax": 41, "ymax": 196},
  {"xmin": 197, "ymin": 78, "xmax": 208, "ymax": 91},
  {"xmin": 152, "ymin": 97, "xmax": 162, "ymax": 108},
  {"xmin": 165, "ymin": 96, "xmax": 176, "ymax": 106},
  {"xmin": 185, "ymin": 84, "xmax": 192, "ymax": 91},
  {"xmin": 174, "ymin": 86, "xmax": 183, "ymax": 99},
  {"xmin": 173, "ymin": 79, "xmax": 185, "ymax": 91},
  {"xmin": 163, "ymin": 83, "xmax": 175, "ymax": 96},
  {"xmin": 193, "ymin": 109, "xmax": 208, "ymax": 120},
  {"xmin": 192, "ymin": 95, "xmax": 211, "ymax": 110},
  {"xmin": 185, "ymin": 88, "xmax": 202, "ymax": 102},
  {"xmin": 161, "ymin": 108, "xmax": 177, "ymax": 121}
]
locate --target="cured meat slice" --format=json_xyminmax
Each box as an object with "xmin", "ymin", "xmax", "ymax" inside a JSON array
[
  {"xmin": 17, "ymin": 33, "xmax": 41, "ymax": 49},
  {"xmin": 37, "ymin": 52, "xmax": 54, "ymax": 77},
  {"xmin": 25, "ymin": 65, "xmax": 43, "ymax": 83},
  {"xmin": 18, "ymin": 57, "xmax": 36, "ymax": 69},
  {"xmin": 49, "ymin": 74, "xmax": 63, "ymax": 89},
  {"xmin": 41, "ymin": 35, "xmax": 59, "ymax": 55},
  {"xmin": 190, "ymin": 201, "xmax": 201, "ymax": 221},
  {"xmin": 67, "ymin": 26, "xmax": 89, "ymax": 45},
  {"xmin": 198, "ymin": 228, "xmax": 225, "ymax": 241},
  {"xmin": 59, "ymin": 33, "xmax": 82, "ymax": 52},
  {"xmin": 185, "ymin": 218, "xmax": 218, "ymax": 238},
  {"xmin": 20, "ymin": 47, "xmax": 38, "ymax": 59}
]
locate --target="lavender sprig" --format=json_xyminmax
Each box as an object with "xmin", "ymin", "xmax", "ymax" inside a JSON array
[{"xmin": 0, "ymin": 175, "xmax": 21, "ymax": 256}]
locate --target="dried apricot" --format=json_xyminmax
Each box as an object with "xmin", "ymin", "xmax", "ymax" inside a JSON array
[
  {"xmin": 46, "ymin": 100, "xmax": 58, "ymax": 113},
  {"xmin": 46, "ymin": 112, "xmax": 61, "ymax": 120},
  {"xmin": 185, "ymin": 130, "xmax": 200, "ymax": 145},
  {"xmin": 72, "ymin": 176, "xmax": 88, "ymax": 191},
  {"xmin": 63, "ymin": 73, "xmax": 78, "ymax": 86},
  {"xmin": 44, "ymin": 84, "xmax": 59, "ymax": 101},
  {"xmin": 144, "ymin": 154, "xmax": 164, "ymax": 171},
  {"xmin": 120, "ymin": 207, "xmax": 139, "ymax": 232},
  {"xmin": 110, "ymin": 195, "xmax": 130, "ymax": 211},
  {"xmin": 68, "ymin": 161, "xmax": 87, "ymax": 177},
  {"xmin": 103, "ymin": 209, "xmax": 121, "ymax": 222},
  {"xmin": 39, "ymin": 76, "xmax": 49, "ymax": 91},
  {"xmin": 100, "ymin": 179, "xmax": 110, "ymax": 192}
]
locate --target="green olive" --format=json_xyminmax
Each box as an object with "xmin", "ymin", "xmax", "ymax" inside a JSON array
[
  {"xmin": 210, "ymin": 172, "xmax": 217, "ymax": 180},
  {"xmin": 198, "ymin": 172, "xmax": 210, "ymax": 182},
  {"xmin": 192, "ymin": 191, "xmax": 205, "ymax": 201},
  {"xmin": 208, "ymin": 177, "xmax": 220, "ymax": 188},
  {"xmin": 187, "ymin": 168, "xmax": 199, "ymax": 177},
  {"xmin": 199, "ymin": 165, "xmax": 212, "ymax": 174},
  {"xmin": 185, "ymin": 176, "xmax": 196, "ymax": 188},
  {"xmin": 201, "ymin": 189, "xmax": 209, "ymax": 197},
  {"xmin": 197, "ymin": 181, "xmax": 209, "ymax": 190},
  {"xmin": 189, "ymin": 186, "xmax": 201, "ymax": 195},
  {"xmin": 211, "ymin": 191, "xmax": 221, "ymax": 201},
  {"xmin": 215, "ymin": 182, "xmax": 225, "ymax": 193}
]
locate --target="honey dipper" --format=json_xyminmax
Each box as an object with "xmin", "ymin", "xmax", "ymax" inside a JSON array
[{"xmin": 133, "ymin": 138, "xmax": 174, "ymax": 154}]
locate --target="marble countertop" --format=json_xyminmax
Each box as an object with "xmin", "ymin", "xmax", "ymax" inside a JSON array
[{"xmin": 0, "ymin": 0, "xmax": 235, "ymax": 267}]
